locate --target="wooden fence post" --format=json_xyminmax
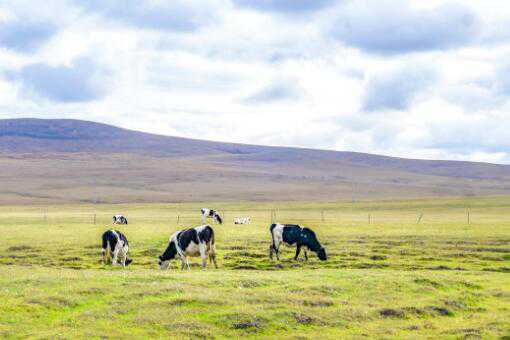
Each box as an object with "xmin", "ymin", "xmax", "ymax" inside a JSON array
[{"xmin": 417, "ymin": 213, "xmax": 423, "ymax": 224}]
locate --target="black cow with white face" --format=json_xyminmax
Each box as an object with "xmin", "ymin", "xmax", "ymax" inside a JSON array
[
  {"xmin": 158, "ymin": 225, "xmax": 218, "ymax": 270},
  {"xmin": 101, "ymin": 229, "xmax": 133, "ymax": 267},
  {"xmin": 269, "ymin": 224, "xmax": 327, "ymax": 261}
]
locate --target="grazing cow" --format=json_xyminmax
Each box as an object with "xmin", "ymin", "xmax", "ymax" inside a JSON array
[
  {"xmin": 113, "ymin": 215, "xmax": 128, "ymax": 225},
  {"xmin": 234, "ymin": 217, "xmax": 251, "ymax": 225},
  {"xmin": 158, "ymin": 225, "xmax": 218, "ymax": 270},
  {"xmin": 201, "ymin": 208, "xmax": 223, "ymax": 224},
  {"xmin": 269, "ymin": 224, "xmax": 327, "ymax": 261},
  {"xmin": 101, "ymin": 230, "xmax": 133, "ymax": 266}
]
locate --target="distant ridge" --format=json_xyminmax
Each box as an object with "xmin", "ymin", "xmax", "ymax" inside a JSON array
[{"xmin": 0, "ymin": 118, "xmax": 509, "ymax": 203}]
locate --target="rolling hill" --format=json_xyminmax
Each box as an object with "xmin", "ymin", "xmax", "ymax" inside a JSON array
[{"xmin": 1, "ymin": 118, "xmax": 509, "ymax": 203}]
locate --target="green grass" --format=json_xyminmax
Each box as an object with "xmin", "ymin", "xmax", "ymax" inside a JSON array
[{"xmin": 0, "ymin": 197, "xmax": 509, "ymax": 338}]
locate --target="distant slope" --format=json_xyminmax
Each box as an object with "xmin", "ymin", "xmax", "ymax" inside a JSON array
[{"xmin": 0, "ymin": 118, "xmax": 509, "ymax": 203}]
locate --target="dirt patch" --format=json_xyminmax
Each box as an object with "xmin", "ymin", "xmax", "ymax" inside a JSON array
[
  {"xmin": 223, "ymin": 314, "xmax": 267, "ymax": 332},
  {"xmin": 77, "ymin": 287, "xmax": 105, "ymax": 295},
  {"xmin": 138, "ymin": 248, "xmax": 160, "ymax": 256},
  {"xmin": 232, "ymin": 265, "xmax": 259, "ymax": 270},
  {"xmin": 423, "ymin": 306, "xmax": 453, "ymax": 316},
  {"xmin": 61, "ymin": 256, "xmax": 82, "ymax": 261},
  {"xmin": 483, "ymin": 267, "xmax": 510, "ymax": 273},
  {"xmin": 414, "ymin": 278, "xmax": 444, "ymax": 288},
  {"xmin": 7, "ymin": 245, "xmax": 35, "ymax": 252},
  {"xmin": 236, "ymin": 279, "xmax": 270, "ymax": 288},
  {"xmin": 459, "ymin": 281, "xmax": 482, "ymax": 289},
  {"xmin": 224, "ymin": 251, "xmax": 266, "ymax": 259},
  {"xmin": 225, "ymin": 245, "xmax": 245, "ymax": 250},
  {"xmin": 293, "ymin": 313, "xmax": 315, "ymax": 325},
  {"xmin": 379, "ymin": 308, "xmax": 405, "ymax": 318},
  {"xmin": 310, "ymin": 285, "xmax": 342, "ymax": 296},
  {"xmin": 301, "ymin": 299, "xmax": 334, "ymax": 307},
  {"xmin": 370, "ymin": 255, "xmax": 388, "ymax": 261},
  {"xmin": 429, "ymin": 265, "xmax": 451, "ymax": 270},
  {"xmin": 379, "ymin": 306, "xmax": 453, "ymax": 319},
  {"xmin": 27, "ymin": 296, "xmax": 79, "ymax": 309}
]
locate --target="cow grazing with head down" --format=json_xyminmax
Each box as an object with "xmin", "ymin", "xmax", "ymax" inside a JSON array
[
  {"xmin": 234, "ymin": 217, "xmax": 251, "ymax": 225},
  {"xmin": 158, "ymin": 225, "xmax": 218, "ymax": 270},
  {"xmin": 269, "ymin": 224, "xmax": 327, "ymax": 261},
  {"xmin": 101, "ymin": 229, "xmax": 133, "ymax": 267},
  {"xmin": 113, "ymin": 215, "xmax": 128, "ymax": 225},
  {"xmin": 201, "ymin": 208, "xmax": 223, "ymax": 225}
]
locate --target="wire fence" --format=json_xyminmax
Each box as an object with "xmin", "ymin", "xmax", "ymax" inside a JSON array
[{"xmin": 0, "ymin": 206, "xmax": 495, "ymax": 228}]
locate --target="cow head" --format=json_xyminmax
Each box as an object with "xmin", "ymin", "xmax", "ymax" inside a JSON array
[
  {"xmin": 126, "ymin": 258, "xmax": 133, "ymax": 266},
  {"xmin": 158, "ymin": 241, "xmax": 177, "ymax": 269},
  {"xmin": 301, "ymin": 227, "xmax": 327, "ymax": 261},
  {"xmin": 317, "ymin": 247, "xmax": 327, "ymax": 261},
  {"xmin": 214, "ymin": 213, "xmax": 223, "ymax": 224},
  {"xmin": 158, "ymin": 255, "xmax": 170, "ymax": 269}
]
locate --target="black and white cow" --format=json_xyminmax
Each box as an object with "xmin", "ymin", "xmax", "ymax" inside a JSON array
[
  {"xmin": 101, "ymin": 229, "xmax": 133, "ymax": 266},
  {"xmin": 269, "ymin": 224, "xmax": 327, "ymax": 261},
  {"xmin": 113, "ymin": 214, "xmax": 128, "ymax": 225},
  {"xmin": 201, "ymin": 208, "xmax": 223, "ymax": 224},
  {"xmin": 234, "ymin": 217, "xmax": 251, "ymax": 225},
  {"xmin": 158, "ymin": 225, "xmax": 218, "ymax": 270}
]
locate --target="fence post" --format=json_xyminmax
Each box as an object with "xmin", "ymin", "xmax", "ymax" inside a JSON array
[
  {"xmin": 270, "ymin": 209, "xmax": 277, "ymax": 224},
  {"xmin": 417, "ymin": 213, "xmax": 423, "ymax": 224},
  {"xmin": 177, "ymin": 214, "xmax": 180, "ymax": 225}
]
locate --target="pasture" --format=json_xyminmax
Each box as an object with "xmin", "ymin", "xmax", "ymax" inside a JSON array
[{"xmin": 0, "ymin": 196, "xmax": 509, "ymax": 338}]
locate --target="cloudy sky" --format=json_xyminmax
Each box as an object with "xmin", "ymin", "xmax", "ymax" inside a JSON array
[{"xmin": 1, "ymin": 0, "xmax": 510, "ymax": 163}]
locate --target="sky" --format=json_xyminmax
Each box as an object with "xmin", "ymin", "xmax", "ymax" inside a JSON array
[{"xmin": 1, "ymin": 0, "xmax": 510, "ymax": 163}]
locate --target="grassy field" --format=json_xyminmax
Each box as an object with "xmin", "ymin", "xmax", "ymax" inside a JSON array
[{"xmin": 0, "ymin": 196, "xmax": 509, "ymax": 338}]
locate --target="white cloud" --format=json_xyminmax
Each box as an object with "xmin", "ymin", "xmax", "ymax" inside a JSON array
[{"xmin": 0, "ymin": 0, "xmax": 509, "ymax": 163}]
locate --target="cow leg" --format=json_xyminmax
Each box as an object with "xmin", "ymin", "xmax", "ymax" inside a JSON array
[
  {"xmin": 179, "ymin": 254, "xmax": 190, "ymax": 271},
  {"xmin": 210, "ymin": 253, "xmax": 218, "ymax": 268},
  {"xmin": 208, "ymin": 243, "xmax": 218, "ymax": 269},
  {"xmin": 121, "ymin": 249, "xmax": 127, "ymax": 267},
  {"xmin": 112, "ymin": 247, "xmax": 119, "ymax": 266},
  {"xmin": 294, "ymin": 245, "xmax": 302, "ymax": 261},
  {"xmin": 304, "ymin": 250, "xmax": 309, "ymax": 261},
  {"xmin": 199, "ymin": 243, "xmax": 207, "ymax": 269},
  {"xmin": 274, "ymin": 244, "xmax": 280, "ymax": 261},
  {"xmin": 101, "ymin": 248, "xmax": 107, "ymax": 264},
  {"xmin": 271, "ymin": 237, "xmax": 281, "ymax": 261}
]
